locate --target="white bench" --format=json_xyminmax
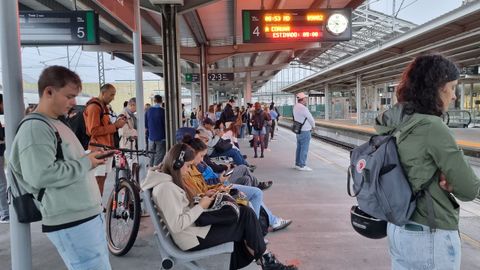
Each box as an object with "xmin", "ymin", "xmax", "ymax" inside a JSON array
[{"xmin": 143, "ymin": 189, "xmax": 234, "ymax": 270}]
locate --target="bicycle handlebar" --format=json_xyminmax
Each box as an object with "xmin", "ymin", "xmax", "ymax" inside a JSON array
[{"xmin": 89, "ymin": 143, "xmax": 155, "ymax": 155}]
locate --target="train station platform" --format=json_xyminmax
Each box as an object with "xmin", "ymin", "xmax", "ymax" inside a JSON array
[
  {"xmin": 282, "ymin": 118, "xmax": 480, "ymax": 157},
  {"xmin": 0, "ymin": 126, "xmax": 479, "ymax": 269}
]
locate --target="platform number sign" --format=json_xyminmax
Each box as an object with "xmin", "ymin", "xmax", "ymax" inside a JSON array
[{"xmin": 20, "ymin": 11, "xmax": 99, "ymax": 45}]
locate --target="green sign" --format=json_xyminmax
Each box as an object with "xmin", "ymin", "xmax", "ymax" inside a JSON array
[{"xmin": 20, "ymin": 11, "xmax": 99, "ymax": 45}]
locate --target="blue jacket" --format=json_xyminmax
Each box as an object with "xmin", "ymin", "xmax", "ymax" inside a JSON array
[
  {"xmin": 196, "ymin": 162, "xmax": 220, "ymax": 185},
  {"xmin": 145, "ymin": 105, "xmax": 166, "ymax": 141}
]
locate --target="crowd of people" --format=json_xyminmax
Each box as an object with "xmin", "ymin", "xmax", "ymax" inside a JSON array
[{"xmin": 2, "ymin": 52, "xmax": 480, "ymax": 270}]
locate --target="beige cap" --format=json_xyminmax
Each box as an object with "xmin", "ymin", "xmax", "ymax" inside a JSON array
[{"xmin": 296, "ymin": 92, "xmax": 307, "ymax": 99}]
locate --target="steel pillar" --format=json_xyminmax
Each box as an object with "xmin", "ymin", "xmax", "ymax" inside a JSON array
[
  {"xmin": 356, "ymin": 75, "xmax": 362, "ymax": 125},
  {"xmin": 0, "ymin": 1, "xmax": 31, "ymax": 269},
  {"xmin": 133, "ymin": 1, "xmax": 147, "ymax": 181},
  {"xmin": 325, "ymin": 84, "xmax": 330, "ymax": 120},
  {"xmin": 97, "ymin": 52, "xmax": 105, "ymax": 87},
  {"xmin": 200, "ymin": 44, "xmax": 208, "ymax": 113},
  {"xmin": 244, "ymin": 72, "xmax": 252, "ymax": 103},
  {"xmin": 460, "ymin": 83, "xmax": 465, "ymax": 110},
  {"xmin": 161, "ymin": 4, "xmax": 181, "ymax": 149}
]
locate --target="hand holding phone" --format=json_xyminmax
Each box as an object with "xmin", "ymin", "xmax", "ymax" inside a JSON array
[
  {"xmin": 95, "ymin": 150, "xmax": 116, "ymax": 160},
  {"xmin": 223, "ymin": 169, "xmax": 234, "ymax": 177}
]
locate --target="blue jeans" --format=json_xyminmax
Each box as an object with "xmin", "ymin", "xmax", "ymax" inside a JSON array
[
  {"xmin": 239, "ymin": 123, "xmax": 247, "ymax": 139},
  {"xmin": 295, "ymin": 131, "xmax": 311, "ymax": 167},
  {"xmin": 149, "ymin": 139, "xmax": 166, "ymax": 166},
  {"xmin": 387, "ymin": 222, "xmax": 461, "ymax": 270},
  {"xmin": 47, "ymin": 215, "xmax": 111, "ymax": 270},
  {"xmin": 232, "ymin": 184, "xmax": 279, "ymax": 226},
  {"xmin": 0, "ymin": 157, "xmax": 8, "ymax": 217},
  {"xmin": 211, "ymin": 148, "xmax": 248, "ymax": 166}
]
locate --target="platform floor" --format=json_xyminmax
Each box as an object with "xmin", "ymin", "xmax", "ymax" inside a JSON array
[{"xmin": 1, "ymin": 126, "xmax": 479, "ymax": 269}]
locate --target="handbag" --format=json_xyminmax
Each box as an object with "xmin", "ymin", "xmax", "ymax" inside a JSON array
[
  {"xmin": 214, "ymin": 138, "xmax": 233, "ymax": 153},
  {"xmin": 291, "ymin": 115, "xmax": 307, "ymax": 134},
  {"xmin": 195, "ymin": 192, "xmax": 240, "ymax": 226}
]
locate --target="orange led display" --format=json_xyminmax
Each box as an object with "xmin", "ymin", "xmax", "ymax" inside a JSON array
[
  {"xmin": 306, "ymin": 13, "xmax": 324, "ymax": 21},
  {"xmin": 264, "ymin": 13, "xmax": 292, "ymax": 22},
  {"xmin": 265, "ymin": 25, "xmax": 291, "ymax": 32}
]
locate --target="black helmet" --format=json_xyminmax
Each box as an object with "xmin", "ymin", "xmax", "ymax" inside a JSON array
[{"xmin": 350, "ymin": 205, "xmax": 387, "ymax": 239}]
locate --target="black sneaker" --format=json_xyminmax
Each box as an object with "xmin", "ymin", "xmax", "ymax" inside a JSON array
[
  {"xmin": 260, "ymin": 253, "xmax": 298, "ymax": 270},
  {"xmin": 249, "ymin": 165, "xmax": 257, "ymax": 172},
  {"xmin": 254, "ymin": 154, "xmax": 258, "ymax": 158},
  {"xmin": 258, "ymin": 181, "xmax": 273, "ymax": 190},
  {"xmin": 260, "ymin": 154, "xmax": 264, "ymax": 158}
]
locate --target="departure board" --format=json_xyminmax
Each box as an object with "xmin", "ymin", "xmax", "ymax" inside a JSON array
[
  {"xmin": 20, "ymin": 11, "xmax": 100, "ymax": 45},
  {"xmin": 242, "ymin": 9, "xmax": 351, "ymax": 43}
]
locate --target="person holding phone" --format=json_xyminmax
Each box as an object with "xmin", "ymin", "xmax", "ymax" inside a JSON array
[
  {"xmin": 141, "ymin": 144, "xmax": 297, "ymax": 270},
  {"xmin": 9, "ymin": 66, "xmax": 112, "ymax": 269},
  {"xmin": 183, "ymin": 137, "xmax": 292, "ymax": 232}
]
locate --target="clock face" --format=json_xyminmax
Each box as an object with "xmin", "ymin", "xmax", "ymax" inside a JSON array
[{"xmin": 326, "ymin": 13, "xmax": 349, "ymax": 35}]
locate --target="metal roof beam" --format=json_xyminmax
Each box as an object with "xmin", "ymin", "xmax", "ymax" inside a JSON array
[
  {"xmin": 178, "ymin": 0, "xmax": 223, "ymax": 14},
  {"xmin": 182, "ymin": 11, "xmax": 208, "ymax": 45}
]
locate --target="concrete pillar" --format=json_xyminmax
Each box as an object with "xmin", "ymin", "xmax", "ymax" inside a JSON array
[
  {"xmin": 356, "ymin": 75, "xmax": 362, "ymax": 125},
  {"xmin": 471, "ymin": 83, "xmax": 474, "ymax": 112},
  {"xmin": 325, "ymin": 84, "xmax": 330, "ymax": 120},
  {"xmin": 244, "ymin": 72, "xmax": 252, "ymax": 103},
  {"xmin": 0, "ymin": 1, "xmax": 32, "ymax": 269},
  {"xmin": 373, "ymin": 85, "xmax": 379, "ymax": 112},
  {"xmin": 460, "ymin": 83, "xmax": 465, "ymax": 110}
]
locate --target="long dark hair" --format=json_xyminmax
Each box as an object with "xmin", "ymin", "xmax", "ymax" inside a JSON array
[
  {"xmin": 160, "ymin": 143, "xmax": 196, "ymax": 192},
  {"xmin": 396, "ymin": 53, "xmax": 459, "ymax": 116},
  {"xmin": 182, "ymin": 136, "xmax": 207, "ymax": 153}
]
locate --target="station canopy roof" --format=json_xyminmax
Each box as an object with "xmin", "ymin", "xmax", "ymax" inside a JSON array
[{"xmin": 18, "ymin": 0, "xmax": 422, "ymax": 95}]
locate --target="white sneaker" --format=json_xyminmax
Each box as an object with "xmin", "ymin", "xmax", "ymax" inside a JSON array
[
  {"xmin": 294, "ymin": 165, "xmax": 301, "ymax": 170},
  {"xmin": 298, "ymin": 166, "xmax": 312, "ymax": 171}
]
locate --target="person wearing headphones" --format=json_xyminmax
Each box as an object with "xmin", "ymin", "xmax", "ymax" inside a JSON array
[{"xmin": 141, "ymin": 144, "xmax": 297, "ymax": 270}]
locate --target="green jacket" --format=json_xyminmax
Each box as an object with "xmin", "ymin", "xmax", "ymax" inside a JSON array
[
  {"xmin": 9, "ymin": 114, "xmax": 102, "ymax": 226},
  {"xmin": 375, "ymin": 104, "xmax": 480, "ymax": 230}
]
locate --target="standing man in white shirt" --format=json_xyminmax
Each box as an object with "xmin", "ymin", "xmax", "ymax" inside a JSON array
[{"xmin": 293, "ymin": 92, "xmax": 315, "ymax": 171}]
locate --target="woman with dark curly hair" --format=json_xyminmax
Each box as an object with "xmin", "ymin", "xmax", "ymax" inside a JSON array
[{"xmin": 375, "ymin": 54, "xmax": 480, "ymax": 270}]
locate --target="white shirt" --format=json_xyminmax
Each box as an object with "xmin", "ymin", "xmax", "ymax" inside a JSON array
[{"xmin": 293, "ymin": 102, "xmax": 315, "ymax": 131}]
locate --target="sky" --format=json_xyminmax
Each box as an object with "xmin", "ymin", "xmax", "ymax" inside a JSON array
[{"xmin": 0, "ymin": 0, "xmax": 467, "ymax": 86}]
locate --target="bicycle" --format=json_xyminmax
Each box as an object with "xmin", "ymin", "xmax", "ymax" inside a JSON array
[{"xmin": 91, "ymin": 142, "xmax": 154, "ymax": 256}]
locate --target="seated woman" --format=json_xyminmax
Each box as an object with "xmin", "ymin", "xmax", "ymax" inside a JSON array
[
  {"xmin": 183, "ymin": 136, "xmax": 292, "ymax": 232},
  {"xmin": 197, "ymin": 130, "xmax": 272, "ymax": 190},
  {"xmin": 140, "ymin": 144, "xmax": 296, "ymax": 270},
  {"xmin": 222, "ymin": 122, "xmax": 240, "ymax": 149}
]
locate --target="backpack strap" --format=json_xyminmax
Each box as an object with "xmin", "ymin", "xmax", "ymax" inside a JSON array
[
  {"xmin": 86, "ymin": 99, "xmax": 105, "ymax": 125},
  {"xmin": 13, "ymin": 113, "xmax": 65, "ymax": 202}
]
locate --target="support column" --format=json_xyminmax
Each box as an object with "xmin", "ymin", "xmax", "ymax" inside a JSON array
[
  {"xmin": 161, "ymin": 4, "xmax": 181, "ymax": 149},
  {"xmin": 200, "ymin": 44, "xmax": 208, "ymax": 113},
  {"xmin": 356, "ymin": 75, "xmax": 362, "ymax": 125},
  {"xmin": 325, "ymin": 84, "xmax": 330, "ymax": 120},
  {"xmin": 460, "ymin": 83, "xmax": 465, "ymax": 110},
  {"xmin": 133, "ymin": 1, "xmax": 147, "ymax": 180},
  {"xmin": 244, "ymin": 72, "xmax": 252, "ymax": 103},
  {"xmin": 0, "ymin": 1, "xmax": 31, "ymax": 269},
  {"xmin": 373, "ymin": 85, "xmax": 379, "ymax": 112},
  {"xmin": 471, "ymin": 83, "xmax": 474, "ymax": 113}
]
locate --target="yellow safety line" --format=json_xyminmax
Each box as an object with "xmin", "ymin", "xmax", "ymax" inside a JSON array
[{"xmin": 460, "ymin": 232, "xmax": 480, "ymax": 249}]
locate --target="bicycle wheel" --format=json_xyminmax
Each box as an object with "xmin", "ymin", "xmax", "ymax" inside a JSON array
[{"xmin": 106, "ymin": 178, "xmax": 141, "ymax": 256}]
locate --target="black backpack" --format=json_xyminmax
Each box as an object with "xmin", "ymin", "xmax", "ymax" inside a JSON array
[{"xmin": 66, "ymin": 100, "xmax": 103, "ymax": 150}]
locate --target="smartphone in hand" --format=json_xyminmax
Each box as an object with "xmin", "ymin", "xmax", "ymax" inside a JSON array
[
  {"xmin": 223, "ymin": 169, "xmax": 234, "ymax": 177},
  {"xmin": 95, "ymin": 150, "xmax": 116, "ymax": 159}
]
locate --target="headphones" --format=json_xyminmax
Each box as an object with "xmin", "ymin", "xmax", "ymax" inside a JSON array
[{"xmin": 173, "ymin": 144, "xmax": 186, "ymax": 170}]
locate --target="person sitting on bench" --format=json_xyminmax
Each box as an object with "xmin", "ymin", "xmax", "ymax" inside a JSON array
[{"xmin": 141, "ymin": 144, "xmax": 297, "ymax": 270}]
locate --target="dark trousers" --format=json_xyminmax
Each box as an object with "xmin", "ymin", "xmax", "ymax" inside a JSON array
[
  {"xmin": 270, "ymin": 120, "xmax": 276, "ymax": 139},
  {"xmin": 189, "ymin": 206, "xmax": 266, "ymax": 270}
]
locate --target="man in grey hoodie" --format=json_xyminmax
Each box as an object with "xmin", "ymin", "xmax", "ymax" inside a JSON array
[{"xmin": 9, "ymin": 66, "xmax": 111, "ymax": 269}]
